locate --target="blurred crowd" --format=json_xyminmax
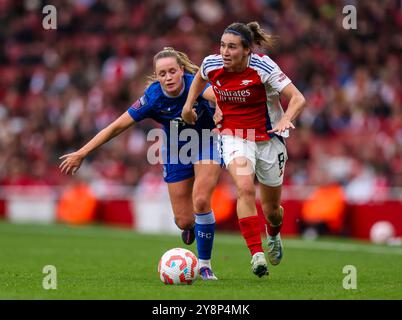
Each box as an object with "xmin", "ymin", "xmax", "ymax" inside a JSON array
[{"xmin": 0, "ymin": 0, "xmax": 401, "ymax": 202}]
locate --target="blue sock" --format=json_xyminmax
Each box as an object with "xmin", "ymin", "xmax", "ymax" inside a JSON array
[{"xmin": 195, "ymin": 211, "xmax": 216, "ymax": 260}]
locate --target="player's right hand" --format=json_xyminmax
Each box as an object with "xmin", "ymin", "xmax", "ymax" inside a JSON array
[
  {"xmin": 59, "ymin": 152, "xmax": 85, "ymax": 175},
  {"xmin": 213, "ymin": 109, "xmax": 223, "ymax": 126},
  {"xmin": 181, "ymin": 106, "xmax": 197, "ymax": 125}
]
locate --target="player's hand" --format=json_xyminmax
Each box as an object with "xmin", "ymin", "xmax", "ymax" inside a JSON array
[
  {"xmin": 181, "ymin": 106, "xmax": 197, "ymax": 125},
  {"xmin": 59, "ymin": 151, "xmax": 85, "ymax": 175},
  {"xmin": 213, "ymin": 108, "xmax": 223, "ymax": 126},
  {"xmin": 267, "ymin": 116, "xmax": 295, "ymax": 135}
]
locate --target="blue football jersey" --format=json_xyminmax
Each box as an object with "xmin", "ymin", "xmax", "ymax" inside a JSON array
[{"xmin": 127, "ymin": 72, "xmax": 216, "ymax": 151}]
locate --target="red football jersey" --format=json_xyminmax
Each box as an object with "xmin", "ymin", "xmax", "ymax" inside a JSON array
[{"xmin": 201, "ymin": 53, "xmax": 292, "ymax": 141}]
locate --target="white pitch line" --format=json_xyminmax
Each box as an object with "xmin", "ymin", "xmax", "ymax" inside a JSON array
[
  {"xmin": 284, "ymin": 239, "xmax": 402, "ymax": 256},
  {"xmin": 216, "ymin": 236, "xmax": 402, "ymax": 256}
]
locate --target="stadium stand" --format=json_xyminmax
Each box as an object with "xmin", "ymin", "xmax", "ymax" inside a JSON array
[{"xmin": 0, "ymin": 0, "xmax": 400, "ymax": 238}]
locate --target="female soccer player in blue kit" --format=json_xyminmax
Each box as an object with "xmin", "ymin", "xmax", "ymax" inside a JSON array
[{"xmin": 59, "ymin": 47, "xmax": 221, "ymax": 280}]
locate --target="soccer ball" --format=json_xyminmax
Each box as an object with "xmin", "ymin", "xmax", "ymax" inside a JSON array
[
  {"xmin": 370, "ymin": 221, "xmax": 395, "ymax": 244},
  {"xmin": 158, "ymin": 248, "xmax": 199, "ymax": 285}
]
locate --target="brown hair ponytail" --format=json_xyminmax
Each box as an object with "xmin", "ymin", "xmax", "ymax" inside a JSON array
[
  {"xmin": 224, "ymin": 21, "xmax": 277, "ymax": 51},
  {"xmin": 246, "ymin": 21, "xmax": 277, "ymax": 50}
]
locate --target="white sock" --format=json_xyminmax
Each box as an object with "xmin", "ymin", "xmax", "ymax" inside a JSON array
[{"xmin": 198, "ymin": 259, "xmax": 211, "ymax": 269}]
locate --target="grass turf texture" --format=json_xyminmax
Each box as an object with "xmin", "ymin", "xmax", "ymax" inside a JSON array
[{"xmin": 0, "ymin": 220, "xmax": 401, "ymax": 300}]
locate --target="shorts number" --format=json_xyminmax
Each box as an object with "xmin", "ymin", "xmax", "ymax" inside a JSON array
[{"xmin": 278, "ymin": 152, "xmax": 285, "ymax": 170}]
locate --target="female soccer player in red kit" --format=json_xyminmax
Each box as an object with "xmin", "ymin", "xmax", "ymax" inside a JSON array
[{"xmin": 182, "ymin": 22, "xmax": 306, "ymax": 277}]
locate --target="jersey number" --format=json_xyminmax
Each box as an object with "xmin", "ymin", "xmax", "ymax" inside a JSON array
[{"xmin": 278, "ymin": 152, "xmax": 285, "ymax": 170}]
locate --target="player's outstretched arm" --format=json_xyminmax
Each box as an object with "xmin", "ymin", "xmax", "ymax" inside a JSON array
[
  {"xmin": 181, "ymin": 71, "xmax": 208, "ymax": 125},
  {"xmin": 267, "ymin": 83, "xmax": 306, "ymax": 135},
  {"xmin": 59, "ymin": 111, "xmax": 135, "ymax": 175}
]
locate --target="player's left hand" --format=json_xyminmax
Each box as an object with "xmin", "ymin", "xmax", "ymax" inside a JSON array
[{"xmin": 267, "ymin": 116, "xmax": 295, "ymax": 135}]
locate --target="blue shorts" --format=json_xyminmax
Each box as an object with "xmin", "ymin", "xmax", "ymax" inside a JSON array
[{"xmin": 163, "ymin": 134, "xmax": 222, "ymax": 183}]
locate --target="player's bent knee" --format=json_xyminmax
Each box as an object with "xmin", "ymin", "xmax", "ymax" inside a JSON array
[
  {"xmin": 237, "ymin": 184, "xmax": 256, "ymax": 200},
  {"xmin": 175, "ymin": 217, "xmax": 195, "ymax": 230},
  {"xmin": 192, "ymin": 194, "xmax": 211, "ymax": 213}
]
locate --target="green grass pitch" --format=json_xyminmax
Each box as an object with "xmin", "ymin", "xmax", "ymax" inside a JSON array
[{"xmin": 0, "ymin": 220, "xmax": 401, "ymax": 300}]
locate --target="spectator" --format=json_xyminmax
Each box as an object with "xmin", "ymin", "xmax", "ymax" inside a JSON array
[{"xmin": 0, "ymin": 0, "xmax": 400, "ymax": 198}]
